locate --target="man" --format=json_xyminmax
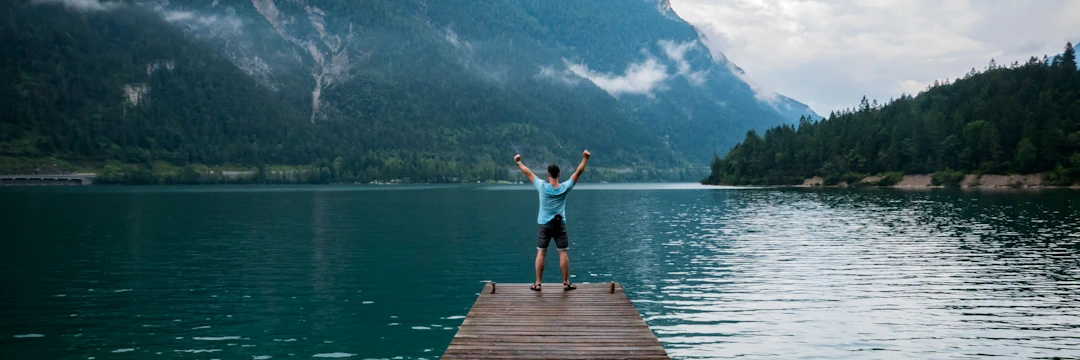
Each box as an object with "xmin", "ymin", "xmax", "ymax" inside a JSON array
[{"xmin": 514, "ymin": 150, "xmax": 590, "ymax": 291}]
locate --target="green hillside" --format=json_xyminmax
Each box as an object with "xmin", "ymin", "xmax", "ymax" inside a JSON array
[
  {"xmin": 1, "ymin": 0, "xmax": 814, "ymax": 184},
  {"xmin": 704, "ymin": 43, "xmax": 1080, "ymax": 186}
]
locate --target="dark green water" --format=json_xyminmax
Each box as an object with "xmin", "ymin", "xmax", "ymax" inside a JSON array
[{"xmin": 2, "ymin": 184, "xmax": 1079, "ymax": 359}]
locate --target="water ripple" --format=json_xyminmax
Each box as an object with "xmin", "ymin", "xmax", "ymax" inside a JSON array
[
  {"xmin": 611, "ymin": 190, "xmax": 1080, "ymax": 359},
  {"xmin": 2, "ymin": 186, "xmax": 1078, "ymax": 359}
]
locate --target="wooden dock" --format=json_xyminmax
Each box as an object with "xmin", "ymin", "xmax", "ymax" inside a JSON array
[{"xmin": 442, "ymin": 282, "xmax": 670, "ymax": 359}]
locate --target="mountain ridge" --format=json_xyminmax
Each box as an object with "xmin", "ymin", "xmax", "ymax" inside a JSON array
[
  {"xmin": 153, "ymin": 0, "xmax": 817, "ymax": 146},
  {"xmin": 2, "ymin": 0, "xmax": 817, "ymax": 183}
]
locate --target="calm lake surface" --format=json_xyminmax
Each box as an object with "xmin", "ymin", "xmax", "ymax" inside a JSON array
[{"xmin": 2, "ymin": 184, "xmax": 1079, "ymax": 359}]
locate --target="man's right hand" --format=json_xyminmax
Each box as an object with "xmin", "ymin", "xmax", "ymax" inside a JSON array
[
  {"xmin": 514, "ymin": 154, "xmax": 522, "ymax": 163},
  {"xmin": 572, "ymin": 150, "xmax": 589, "ymax": 182}
]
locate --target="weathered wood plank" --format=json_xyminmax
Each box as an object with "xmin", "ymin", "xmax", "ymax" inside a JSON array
[
  {"xmin": 442, "ymin": 283, "xmax": 670, "ymax": 359},
  {"xmin": 444, "ymin": 354, "xmax": 670, "ymax": 358},
  {"xmin": 443, "ymin": 353, "xmax": 670, "ymax": 360},
  {"xmin": 460, "ymin": 321, "xmax": 649, "ymax": 327},
  {"xmin": 449, "ymin": 337, "xmax": 663, "ymax": 344},
  {"xmin": 447, "ymin": 348, "xmax": 668, "ymax": 352}
]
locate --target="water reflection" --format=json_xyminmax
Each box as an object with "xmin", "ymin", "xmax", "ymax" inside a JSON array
[
  {"xmin": 618, "ymin": 189, "xmax": 1080, "ymax": 359},
  {"xmin": 1, "ymin": 186, "xmax": 1078, "ymax": 359}
]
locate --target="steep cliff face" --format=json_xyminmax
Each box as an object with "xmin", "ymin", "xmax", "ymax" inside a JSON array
[{"xmin": 248, "ymin": 0, "xmax": 355, "ymax": 123}]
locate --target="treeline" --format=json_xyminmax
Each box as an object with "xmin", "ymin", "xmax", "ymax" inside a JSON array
[
  {"xmin": 704, "ymin": 42, "xmax": 1080, "ymax": 186},
  {"xmin": 87, "ymin": 160, "xmax": 704, "ymax": 185}
]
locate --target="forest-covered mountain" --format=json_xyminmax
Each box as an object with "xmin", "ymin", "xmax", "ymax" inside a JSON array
[
  {"xmin": 703, "ymin": 43, "xmax": 1080, "ymax": 186},
  {"xmin": 1, "ymin": 0, "xmax": 816, "ymax": 183}
]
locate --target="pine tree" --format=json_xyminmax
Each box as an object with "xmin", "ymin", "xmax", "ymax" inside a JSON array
[{"xmin": 1061, "ymin": 42, "xmax": 1076, "ymax": 71}]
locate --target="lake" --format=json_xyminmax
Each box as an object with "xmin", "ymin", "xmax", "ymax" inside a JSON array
[{"xmin": 1, "ymin": 184, "xmax": 1079, "ymax": 359}]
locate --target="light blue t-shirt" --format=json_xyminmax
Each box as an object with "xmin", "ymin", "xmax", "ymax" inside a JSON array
[{"xmin": 533, "ymin": 178, "xmax": 575, "ymax": 224}]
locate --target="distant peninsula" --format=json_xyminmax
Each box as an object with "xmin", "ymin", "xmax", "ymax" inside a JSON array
[{"xmin": 704, "ymin": 42, "xmax": 1080, "ymax": 188}]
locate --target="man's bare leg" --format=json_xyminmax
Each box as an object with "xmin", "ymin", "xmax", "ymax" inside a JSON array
[
  {"xmin": 558, "ymin": 250, "xmax": 570, "ymax": 284},
  {"xmin": 534, "ymin": 249, "xmax": 547, "ymax": 285}
]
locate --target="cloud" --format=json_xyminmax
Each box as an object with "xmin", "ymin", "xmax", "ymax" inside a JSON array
[
  {"xmin": 658, "ymin": 40, "xmax": 708, "ymax": 85},
  {"xmin": 156, "ymin": 6, "xmax": 243, "ymax": 36},
  {"xmin": 540, "ymin": 39, "xmax": 715, "ymax": 97},
  {"xmin": 1011, "ymin": 40, "xmax": 1046, "ymax": 55},
  {"xmin": 536, "ymin": 66, "xmax": 579, "ymax": 85},
  {"xmin": 565, "ymin": 58, "xmax": 670, "ymax": 97},
  {"xmin": 163, "ymin": 10, "xmax": 196, "ymax": 22},
  {"xmin": 725, "ymin": 62, "xmax": 779, "ymax": 105},
  {"xmin": 670, "ymin": 0, "xmax": 1080, "ymax": 113},
  {"xmin": 32, "ymin": 0, "xmax": 120, "ymax": 12},
  {"xmin": 894, "ymin": 79, "xmax": 925, "ymax": 97},
  {"xmin": 444, "ymin": 29, "xmax": 461, "ymax": 47}
]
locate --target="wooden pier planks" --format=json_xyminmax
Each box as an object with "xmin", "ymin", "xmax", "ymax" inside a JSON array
[{"xmin": 442, "ymin": 283, "xmax": 669, "ymax": 360}]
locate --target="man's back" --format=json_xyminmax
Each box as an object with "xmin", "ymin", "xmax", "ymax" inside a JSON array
[
  {"xmin": 533, "ymin": 178, "xmax": 574, "ymax": 224},
  {"xmin": 514, "ymin": 150, "xmax": 589, "ymax": 291}
]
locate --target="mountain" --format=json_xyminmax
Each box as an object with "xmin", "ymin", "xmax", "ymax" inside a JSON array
[
  {"xmin": 703, "ymin": 43, "xmax": 1080, "ymax": 186},
  {"xmin": 1, "ymin": 0, "xmax": 817, "ymax": 183}
]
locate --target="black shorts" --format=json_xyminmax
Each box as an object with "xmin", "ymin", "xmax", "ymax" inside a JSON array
[{"xmin": 537, "ymin": 214, "xmax": 569, "ymax": 250}]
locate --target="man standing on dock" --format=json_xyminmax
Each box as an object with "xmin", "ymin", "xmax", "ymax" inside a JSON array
[{"xmin": 514, "ymin": 150, "xmax": 590, "ymax": 291}]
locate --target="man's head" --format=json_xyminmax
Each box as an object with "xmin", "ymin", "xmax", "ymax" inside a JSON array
[{"xmin": 547, "ymin": 164, "xmax": 560, "ymax": 180}]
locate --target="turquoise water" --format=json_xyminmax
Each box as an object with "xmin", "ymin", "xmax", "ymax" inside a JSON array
[{"xmin": 1, "ymin": 184, "xmax": 1079, "ymax": 359}]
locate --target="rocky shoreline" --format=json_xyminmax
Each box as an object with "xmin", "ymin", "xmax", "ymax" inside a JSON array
[{"xmin": 798, "ymin": 174, "xmax": 1080, "ymax": 189}]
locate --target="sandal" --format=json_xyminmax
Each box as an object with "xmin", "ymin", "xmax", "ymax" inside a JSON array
[
  {"xmin": 563, "ymin": 282, "xmax": 576, "ymax": 291},
  {"xmin": 530, "ymin": 283, "xmax": 542, "ymax": 291}
]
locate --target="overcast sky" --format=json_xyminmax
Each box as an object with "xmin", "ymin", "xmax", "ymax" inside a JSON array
[{"xmin": 669, "ymin": 0, "xmax": 1080, "ymax": 115}]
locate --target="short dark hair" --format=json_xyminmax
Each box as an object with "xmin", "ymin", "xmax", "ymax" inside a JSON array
[{"xmin": 547, "ymin": 164, "xmax": 560, "ymax": 179}]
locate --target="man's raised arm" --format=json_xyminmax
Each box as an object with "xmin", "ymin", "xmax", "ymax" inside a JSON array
[
  {"xmin": 571, "ymin": 150, "xmax": 590, "ymax": 183},
  {"xmin": 514, "ymin": 154, "xmax": 536, "ymax": 182}
]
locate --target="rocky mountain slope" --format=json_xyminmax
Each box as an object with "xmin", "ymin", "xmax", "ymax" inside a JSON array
[{"xmin": 2, "ymin": 0, "xmax": 817, "ymax": 182}]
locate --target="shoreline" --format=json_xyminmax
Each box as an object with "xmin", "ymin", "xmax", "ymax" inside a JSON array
[
  {"xmin": 0, "ymin": 178, "xmax": 700, "ymax": 187},
  {"xmin": 714, "ymin": 173, "xmax": 1080, "ymax": 189}
]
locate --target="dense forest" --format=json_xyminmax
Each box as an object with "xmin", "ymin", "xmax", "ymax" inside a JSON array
[
  {"xmin": 0, "ymin": 0, "xmax": 811, "ymax": 184},
  {"xmin": 0, "ymin": 1, "xmax": 682, "ymax": 184},
  {"xmin": 704, "ymin": 43, "xmax": 1080, "ymax": 186}
]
